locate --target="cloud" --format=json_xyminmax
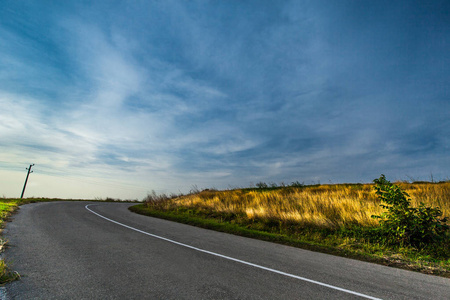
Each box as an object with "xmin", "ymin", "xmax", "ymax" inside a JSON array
[{"xmin": 0, "ymin": 1, "xmax": 449, "ymax": 198}]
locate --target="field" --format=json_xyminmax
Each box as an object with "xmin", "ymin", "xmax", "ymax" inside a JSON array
[
  {"xmin": 157, "ymin": 182, "xmax": 449, "ymax": 228},
  {"xmin": 132, "ymin": 181, "xmax": 450, "ymax": 277}
]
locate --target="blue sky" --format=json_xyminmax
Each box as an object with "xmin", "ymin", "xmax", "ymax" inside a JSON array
[{"xmin": 1, "ymin": 1, "xmax": 449, "ymax": 199}]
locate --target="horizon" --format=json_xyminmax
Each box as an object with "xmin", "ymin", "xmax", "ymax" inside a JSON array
[{"xmin": 10, "ymin": 177, "xmax": 450, "ymax": 202}]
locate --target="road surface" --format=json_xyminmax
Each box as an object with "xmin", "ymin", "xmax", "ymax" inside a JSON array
[{"xmin": 3, "ymin": 201, "xmax": 449, "ymax": 299}]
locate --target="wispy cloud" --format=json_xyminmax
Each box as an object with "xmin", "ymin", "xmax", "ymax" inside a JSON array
[{"xmin": 0, "ymin": 1, "xmax": 449, "ymax": 198}]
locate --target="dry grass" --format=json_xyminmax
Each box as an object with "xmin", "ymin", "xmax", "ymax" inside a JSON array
[
  {"xmin": 140, "ymin": 181, "xmax": 450, "ymax": 276},
  {"xmin": 153, "ymin": 182, "xmax": 450, "ymax": 229}
]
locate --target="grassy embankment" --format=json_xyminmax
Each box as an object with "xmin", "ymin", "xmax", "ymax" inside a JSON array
[{"xmin": 131, "ymin": 181, "xmax": 450, "ymax": 277}]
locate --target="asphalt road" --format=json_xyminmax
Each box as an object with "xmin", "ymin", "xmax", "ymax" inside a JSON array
[{"xmin": 3, "ymin": 201, "xmax": 449, "ymax": 299}]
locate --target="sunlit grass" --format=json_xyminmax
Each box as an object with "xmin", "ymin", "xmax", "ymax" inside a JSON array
[
  {"xmin": 154, "ymin": 182, "xmax": 449, "ymax": 229},
  {"xmin": 137, "ymin": 181, "xmax": 450, "ymax": 276}
]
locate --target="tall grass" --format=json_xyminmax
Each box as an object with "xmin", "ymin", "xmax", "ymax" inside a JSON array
[
  {"xmin": 148, "ymin": 182, "xmax": 450, "ymax": 230},
  {"xmin": 136, "ymin": 181, "xmax": 450, "ymax": 276}
]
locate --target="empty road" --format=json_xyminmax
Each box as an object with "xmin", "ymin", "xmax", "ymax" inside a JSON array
[{"xmin": 3, "ymin": 201, "xmax": 449, "ymax": 299}]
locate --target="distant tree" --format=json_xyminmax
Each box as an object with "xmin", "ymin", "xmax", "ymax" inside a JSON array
[
  {"xmin": 256, "ymin": 182, "xmax": 268, "ymax": 189},
  {"xmin": 290, "ymin": 181, "xmax": 304, "ymax": 187}
]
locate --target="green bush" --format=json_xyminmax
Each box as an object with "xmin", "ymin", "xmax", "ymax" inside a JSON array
[
  {"xmin": 372, "ymin": 175, "xmax": 449, "ymax": 248},
  {"xmin": 256, "ymin": 182, "xmax": 268, "ymax": 189}
]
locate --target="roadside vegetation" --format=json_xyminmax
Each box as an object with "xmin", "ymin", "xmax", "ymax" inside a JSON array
[{"xmin": 131, "ymin": 177, "xmax": 450, "ymax": 277}]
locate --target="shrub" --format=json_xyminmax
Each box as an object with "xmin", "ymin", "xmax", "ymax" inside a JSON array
[
  {"xmin": 255, "ymin": 182, "xmax": 268, "ymax": 189},
  {"xmin": 290, "ymin": 181, "xmax": 304, "ymax": 187},
  {"xmin": 372, "ymin": 175, "xmax": 449, "ymax": 248}
]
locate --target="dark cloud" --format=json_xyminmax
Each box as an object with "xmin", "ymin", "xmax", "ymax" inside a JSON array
[{"xmin": 0, "ymin": 1, "xmax": 448, "ymax": 198}]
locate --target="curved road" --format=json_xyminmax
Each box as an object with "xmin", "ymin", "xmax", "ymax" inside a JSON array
[{"xmin": 3, "ymin": 201, "xmax": 449, "ymax": 299}]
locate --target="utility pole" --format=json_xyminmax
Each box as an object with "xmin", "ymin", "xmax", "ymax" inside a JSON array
[{"xmin": 21, "ymin": 164, "xmax": 34, "ymax": 199}]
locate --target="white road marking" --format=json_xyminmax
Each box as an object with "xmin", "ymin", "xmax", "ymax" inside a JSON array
[{"xmin": 86, "ymin": 204, "xmax": 382, "ymax": 300}]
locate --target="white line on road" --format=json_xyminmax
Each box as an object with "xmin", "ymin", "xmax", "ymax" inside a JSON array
[{"xmin": 85, "ymin": 204, "xmax": 382, "ymax": 300}]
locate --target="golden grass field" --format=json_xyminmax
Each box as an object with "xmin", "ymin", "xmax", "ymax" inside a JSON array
[{"xmin": 153, "ymin": 182, "xmax": 450, "ymax": 229}]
